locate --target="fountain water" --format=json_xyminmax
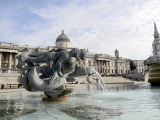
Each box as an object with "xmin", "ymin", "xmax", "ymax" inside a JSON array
[
  {"xmin": 0, "ymin": 83, "xmax": 152, "ymax": 120},
  {"xmin": 79, "ymin": 59, "xmax": 89, "ymax": 77},
  {"xmin": 79, "ymin": 59, "xmax": 107, "ymax": 91},
  {"xmin": 95, "ymin": 72, "xmax": 107, "ymax": 91}
]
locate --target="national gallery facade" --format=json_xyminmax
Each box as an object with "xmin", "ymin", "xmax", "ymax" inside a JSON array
[{"xmin": 0, "ymin": 30, "xmax": 130, "ymax": 75}]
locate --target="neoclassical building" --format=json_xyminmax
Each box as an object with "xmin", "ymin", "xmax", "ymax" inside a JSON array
[
  {"xmin": 0, "ymin": 30, "xmax": 130, "ymax": 75},
  {"xmin": 133, "ymin": 60, "xmax": 145, "ymax": 73}
]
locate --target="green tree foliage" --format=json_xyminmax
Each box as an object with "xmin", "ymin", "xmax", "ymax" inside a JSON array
[{"xmin": 130, "ymin": 60, "xmax": 137, "ymax": 71}]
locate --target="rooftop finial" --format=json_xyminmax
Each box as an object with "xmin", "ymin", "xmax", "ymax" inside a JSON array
[{"xmin": 62, "ymin": 30, "xmax": 64, "ymax": 34}]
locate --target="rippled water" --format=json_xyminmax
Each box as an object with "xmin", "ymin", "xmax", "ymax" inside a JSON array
[{"xmin": 0, "ymin": 85, "xmax": 160, "ymax": 120}]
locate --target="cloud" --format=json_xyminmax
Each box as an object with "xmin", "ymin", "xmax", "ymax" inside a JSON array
[{"xmin": 0, "ymin": 0, "xmax": 160, "ymax": 60}]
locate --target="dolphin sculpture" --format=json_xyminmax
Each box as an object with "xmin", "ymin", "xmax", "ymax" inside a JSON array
[
  {"xmin": 20, "ymin": 66, "xmax": 66, "ymax": 92},
  {"xmin": 18, "ymin": 65, "xmax": 68, "ymax": 98}
]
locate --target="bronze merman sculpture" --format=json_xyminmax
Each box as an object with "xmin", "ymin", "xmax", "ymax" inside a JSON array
[
  {"xmin": 16, "ymin": 46, "xmax": 107, "ymax": 100},
  {"xmin": 16, "ymin": 47, "xmax": 87, "ymax": 98}
]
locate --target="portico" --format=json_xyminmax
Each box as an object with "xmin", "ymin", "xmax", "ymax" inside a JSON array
[
  {"xmin": 95, "ymin": 54, "xmax": 110, "ymax": 76},
  {"xmin": 0, "ymin": 43, "xmax": 19, "ymax": 73}
]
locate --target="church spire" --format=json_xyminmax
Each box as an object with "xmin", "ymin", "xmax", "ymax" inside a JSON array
[
  {"xmin": 154, "ymin": 22, "xmax": 159, "ymax": 39},
  {"xmin": 154, "ymin": 21, "xmax": 158, "ymax": 33}
]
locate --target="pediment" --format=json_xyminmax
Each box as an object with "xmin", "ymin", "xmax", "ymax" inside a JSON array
[{"xmin": 144, "ymin": 56, "xmax": 158, "ymax": 64}]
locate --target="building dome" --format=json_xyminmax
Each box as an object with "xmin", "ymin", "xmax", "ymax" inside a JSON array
[
  {"xmin": 55, "ymin": 30, "xmax": 71, "ymax": 48},
  {"xmin": 56, "ymin": 30, "xmax": 70, "ymax": 43}
]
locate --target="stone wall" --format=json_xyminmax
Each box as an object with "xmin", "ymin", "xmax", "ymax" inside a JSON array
[
  {"xmin": 0, "ymin": 73, "xmax": 20, "ymax": 89},
  {"xmin": 123, "ymin": 73, "xmax": 144, "ymax": 81}
]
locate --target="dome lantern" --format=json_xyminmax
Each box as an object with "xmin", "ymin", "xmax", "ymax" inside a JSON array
[{"xmin": 55, "ymin": 30, "xmax": 71, "ymax": 48}]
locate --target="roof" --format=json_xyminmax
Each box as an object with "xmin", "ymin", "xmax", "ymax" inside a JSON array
[
  {"xmin": 56, "ymin": 30, "xmax": 70, "ymax": 43},
  {"xmin": 144, "ymin": 56, "xmax": 159, "ymax": 65}
]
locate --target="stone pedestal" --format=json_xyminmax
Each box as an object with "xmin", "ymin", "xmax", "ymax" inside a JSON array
[
  {"xmin": 42, "ymin": 87, "xmax": 73, "ymax": 102},
  {"xmin": 148, "ymin": 64, "xmax": 160, "ymax": 86},
  {"xmin": 42, "ymin": 96, "xmax": 69, "ymax": 102},
  {"xmin": 144, "ymin": 72, "xmax": 149, "ymax": 83}
]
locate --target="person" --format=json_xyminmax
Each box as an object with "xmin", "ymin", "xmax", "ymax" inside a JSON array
[{"xmin": 16, "ymin": 47, "xmax": 86, "ymax": 78}]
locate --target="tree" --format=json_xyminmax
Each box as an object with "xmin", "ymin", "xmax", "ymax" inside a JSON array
[{"xmin": 130, "ymin": 60, "xmax": 136, "ymax": 71}]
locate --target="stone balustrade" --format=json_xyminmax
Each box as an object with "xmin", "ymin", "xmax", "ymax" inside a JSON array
[{"xmin": 0, "ymin": 68, "xmax": 21, "ymax": 74}]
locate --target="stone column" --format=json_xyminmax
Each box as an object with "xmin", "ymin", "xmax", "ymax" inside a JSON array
[
  {"xmin": 115, "ymin": 58, "xmax": 118, "ymax": 75},
  {"xmin": 0, "ymin": 52, "xmax": 2, "ymax": 68},
  {"xmin": 97, "ymin": 61, "xmax": 99, "ymax": 72},
  {"xmin": 106, "ymin": 61, "xmax": 108, "ymax": 75},
  {"xmin": 101, "ymin": 61, "xmax": 103, "ymax": 73},
  {"xmin": 104, "ymin": 61, "xmax": 105, "ymax": 74},
  {"xmin": 95, "ymin": 61, "xmax": 97, "ymax": 72},
  {"xmin": 98, "ymin": 60, "xmax": 100, "ymax": 73},
  {"xmin": 122, "ymin": 63, "xmax": 124, "ymax": 74},
  {"xmin": 14, "ymin": 54, "xmax": 18, "ymax": 69},
  {"xmin": 9, "ymin": 52, "xmax": 12, "ymax": 69},
  {"xmin": 103, "ymin": 61, "xmax": 105, "ymax": 74},
  {"xmin": 102, "ymin": 60, "xmax": 103, "ymax": 73},
  {"xmin": 100, "ymin": 60, "xmax": 102, "ymax": 74}
]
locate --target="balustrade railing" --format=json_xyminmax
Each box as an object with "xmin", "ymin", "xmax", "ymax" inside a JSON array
[{"xmin": 0, "ymin": 68, "xmax": 21, "ymax": 73}]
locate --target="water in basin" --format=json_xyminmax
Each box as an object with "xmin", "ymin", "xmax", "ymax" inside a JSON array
[{"xmin": 0, "ymin": 84, "xmax": 160, "ymax": 120}]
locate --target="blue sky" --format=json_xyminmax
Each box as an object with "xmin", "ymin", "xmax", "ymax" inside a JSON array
[{"xmin": 0, "ymin": 0, "xmax": 160, "ymax": 60}]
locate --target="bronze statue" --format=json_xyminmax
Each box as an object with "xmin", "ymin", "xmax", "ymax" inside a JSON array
[
  {"xmin": 16, "ymin": 47, "xmax": 86, "ymax": 98},
  {"xmin": 16, "ymin": 46, "xmax": 107, "ymax": 98}
]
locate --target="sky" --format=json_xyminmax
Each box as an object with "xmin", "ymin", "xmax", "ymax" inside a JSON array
[{"xmin": 0, "ymin": 0, "xmax": 160, "ymax": 60}]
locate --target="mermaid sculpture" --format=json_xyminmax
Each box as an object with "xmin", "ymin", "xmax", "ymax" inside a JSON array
[{"xmin": 16, "ymin": 47, "xmax": 87, "ymax": 98}]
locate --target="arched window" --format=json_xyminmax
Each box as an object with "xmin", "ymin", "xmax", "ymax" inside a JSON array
[
  {"xmin": 155, "ymin": 46, "xmax": 157, "ymax": 50},
  {"xmin": 155, "ymin": 35, "xmax": 159, "ymax": 38}
]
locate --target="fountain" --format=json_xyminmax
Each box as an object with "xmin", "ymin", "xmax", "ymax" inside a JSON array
[
  {"xmin": 0, "ymin": 47, "xmax": 151, "ymax": 120},
  {"xmin": 16, "ymin": 47, "xmax": 107, "ymax": 100},
  {"xmin": 0, "ymin": 79, "xmax": 153, "ymax": 120},
  {"xmin": 79, "ymin": 59, "xmax": 107, "ymax": 91}
]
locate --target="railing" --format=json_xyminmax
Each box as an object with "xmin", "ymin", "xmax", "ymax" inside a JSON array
[
  {"xmin": 0, "ymin": 68, "xmax": 21, "ymax": 73},
  {"xmin": 95, "ymin": 54, "xmax": 110, "ymax": 61},
  {"xmin": 95, "ymin": 54, "xmax": 110, "ymax": 58}
]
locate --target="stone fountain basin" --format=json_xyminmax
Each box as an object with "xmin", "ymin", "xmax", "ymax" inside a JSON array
[{"xmin": 0, "ymin": 82, "xmax": 150, "ymax": 120}]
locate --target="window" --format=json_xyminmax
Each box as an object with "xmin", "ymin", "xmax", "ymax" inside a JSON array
[
  {"xmin": 155, "ymin": 36, "xmax": 159, "ymax": 38},
  {"xmin": 155, "ymin": 53, "xmax": 157, "ymax": 55},
  {"xmin": 155, "ymin": 46, "xmax": 157, "ymax": 50}
]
